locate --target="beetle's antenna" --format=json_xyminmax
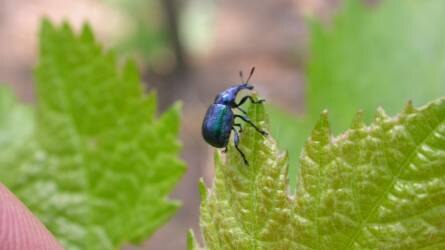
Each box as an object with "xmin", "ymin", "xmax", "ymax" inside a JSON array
[
  {"xmin": 239, "ymin": 70, "xmax": 245, "ymax": 84},
  {"xmin": 245, "ymin": 67, "xmax": 255, "ymax": 84}
]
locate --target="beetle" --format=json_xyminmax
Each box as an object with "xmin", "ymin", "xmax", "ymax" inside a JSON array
[{"xmin": 201, "ymin": 67, "xmax": 268, "ymax": 165}]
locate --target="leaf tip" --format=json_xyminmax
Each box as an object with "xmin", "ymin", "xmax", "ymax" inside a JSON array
[
  {"xmin": 40, "ymin": 17, "xmax": 53, "ymax": 30},
  {"xmin": 198, "ymin": 178, "xmax": 208, "ymax": 201},
  {"xmin": 187, "ymin": 229, "xmax": 199, "ymax": 250},
  {"xmin": 122, "ymin": 59, "xmax": 141, "ymax": 84},
  {"xmin": 80, "ymin": 23, "xmax": 95, "ymax": 43},
  {"xmin": 61, "ymin": 20, "xmax": 74, "ymax": 37},
  {"xmin": 214, "ymin": 150, "xmax": 223, "ymax": 168},
  {"xmin": 351, "ymin": 109, "xmax": 365, "ymax": 129},
  {"xmin": 402, "ymin": 100, "xmax": 416, "ymax": 114},
  {"xmin": 39, "ymin": 18, "xmax": 55, "ymax": 40},
  {"xmin": 156, "ymin": 101, "xmax": 182, "ymax": 135},
  {"xmin": 374, "ymin": 106, "xmax": 389, "ymax": 122},
  {"xmin": 309, "ymin": 110, "xmax": 331, "ymax": 145},
  {"xmin": 315, "ymin": 110, "xmax": 330, "ymax": 130},
  {"xmin": 172, "ymin": 100, "xmax": 183, "ymax": 113}
]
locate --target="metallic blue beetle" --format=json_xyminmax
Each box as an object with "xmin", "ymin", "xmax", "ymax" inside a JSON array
[{"xmin": 201, "ymin": 67, "xmax": 268, "ymax": 165}]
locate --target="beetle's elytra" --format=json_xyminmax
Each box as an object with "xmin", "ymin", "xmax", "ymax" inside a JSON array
[{"xmin": 201, "ymin": 67, "xmax": 268, "ymax": 165}]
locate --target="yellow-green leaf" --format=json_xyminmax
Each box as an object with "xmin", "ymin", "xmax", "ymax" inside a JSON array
[
  {"xmin": 192, "ymin": 97, "xmax": 445, "ymax": 249},
  {"xmin": 0, "ymin": 20, "xmax": 185, "ymax": 249}
]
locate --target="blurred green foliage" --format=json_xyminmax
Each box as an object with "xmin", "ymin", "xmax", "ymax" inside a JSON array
[
  {"xmin": 104, "ymin": 0, "xmax": 171, "ymax": 69},
  {"xmin": 180, "ymin": 0, "xmax": 216, "ymax": 56},
  {"xmin": 0, "ymin": 20, "xmax": 185, "ymax": 249},
  {"xmin": 270, "ymin": 0, "xmax": 445, "ymax": 190}
]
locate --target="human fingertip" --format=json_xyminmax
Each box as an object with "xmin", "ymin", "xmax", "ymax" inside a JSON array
[{"xmin": 0, "ymin": 183, "xmax": 63, "ymax": 250}]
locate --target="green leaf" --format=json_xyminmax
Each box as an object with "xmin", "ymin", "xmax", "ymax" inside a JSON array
[
  {"xmin": 192, "ymin": 97, "xmax": 445, "ymax": 249},
  {"xmin": 280, "ymin": 0, "xmax": 445, "ymax": 187},
  {"xmin": 187, "ymin": 230, "xmax": 201, "ymax": 250},
  {"xmin": 309, "ymin": 0, "xmax": 445, "ymax": 132},
  {"xmin": 0, "ymin": 86, "xmax": 33, "ymax": 150},
  {"xmin": 0, "ymin": 20, "xmax": 185, "ymax": 249}
]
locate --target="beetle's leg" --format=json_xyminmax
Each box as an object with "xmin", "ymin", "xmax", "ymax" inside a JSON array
[
  {"xmin": 222, "ymin": 147, "xmax": 228, "ymax": 153},
  {"xmin": 236, "ymin": 107, "xmax": 248, "ymax": 115},
  {"xmin": 233, "ymin": 123, "xmax": 243, "ymax": 133},
  {"xmin": 234, "ymin": 95, "xmax": 265, "ymax": 108},
  {"xmin": 232, "ymin": 128, "xmax": 248, "ymax": 165},
  {"xmin": 234, "ymin": 114, "xmax": 268, "ymax": 136}
]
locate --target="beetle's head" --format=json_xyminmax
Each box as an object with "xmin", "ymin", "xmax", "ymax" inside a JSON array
[
  {"xmin": 213, "ymin": 67, "xmax": 256, "ymax": 105},
  {"xmin": 214, "ymin": 90, "xmax": 235, "ymax": 105},
  {"xmin": 240, "ymin": 83, "xmax": 254, "ymax": 90}
]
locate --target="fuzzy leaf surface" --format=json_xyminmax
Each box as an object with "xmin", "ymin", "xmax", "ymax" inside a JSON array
[
  {"xmin": 0, "ymin": 21, "xmax": 185, "ymax": 250},
  {"xmin": 192, "ymin": 98, "xmax": 445, "ymax": 249}
]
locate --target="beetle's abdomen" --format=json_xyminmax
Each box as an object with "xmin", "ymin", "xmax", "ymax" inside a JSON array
[{"xmin": 202, "ymin": 104, "xmax": 233, "ymax": 148}]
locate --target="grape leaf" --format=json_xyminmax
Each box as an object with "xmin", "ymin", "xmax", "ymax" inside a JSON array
[
  {"xmin": 0, "ymin": 20, "xmax": 185, "ymax": 249},
  {"xmin": 191, "ymin": 97, "xmax": 445, "ymax": 249},
  {"xmin": 273, "ymin": 0, "xmax": 445, "ymax": 189}
]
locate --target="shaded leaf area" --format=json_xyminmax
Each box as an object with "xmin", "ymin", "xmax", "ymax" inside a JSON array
[
  {"xmin": 0, "ymin": 86, "xmax": 34, "ymax": 182},
  {"xmin": 309, "ymin": 0, "xmax": 445, "ymax": 132},
  {"xmin": 192, "ymin": 97, "xmax": 445, "ymax": 249},
  {"xmin": 272, "ymin": 0, "xmax": 445, "ymax": 189},
  {"xmin": 103, "ymin": 0, "xmax": 170, "ymax": 66},
  {"xmin": 0, "ymin": 86, "xmax": 33, "ymax": 150},
  {"xmin": 267, "ymin": 105, "xmax": 309, "ymax": 190},
  {"xmin": 0, "ymin": 20, "xmax": 185, "ymax": 250}
]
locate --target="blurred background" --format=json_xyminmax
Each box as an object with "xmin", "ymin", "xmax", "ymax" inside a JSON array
[
  {"xmin": 6, "ymin": 0, "xmax": 444, "ymax": 249},
  {"xmin": 0, "ymin": 0, "xmax": 335, "ymax": 249}
]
